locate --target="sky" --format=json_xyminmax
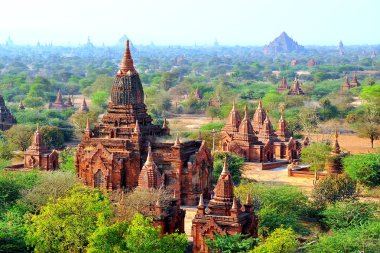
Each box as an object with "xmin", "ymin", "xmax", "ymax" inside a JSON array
[{"xmin": 0, "ymin": 0, "xmax": 379, "ymax": 46}]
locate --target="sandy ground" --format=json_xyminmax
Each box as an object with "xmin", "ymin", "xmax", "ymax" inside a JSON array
[{"xmin": 167, "ymin": 114, "xmax": 220, "ymax": 132}]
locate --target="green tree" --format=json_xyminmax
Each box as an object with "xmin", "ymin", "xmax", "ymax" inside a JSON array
[
  {"xmin": 88, "ymin": 214, "xmax": 188, "ymax": 253},
  {"xmin": 311, "ymin": 174, "xmax": 357, "ymax": 206},
  {"xmin": 343, "ymin": 153, "xmax": 380, "ymax": 187},
  {"xmin": 206, "ymin": 233, "xmax": 256, "ymax": 253},
  {"xmin": 25, "ymin": 186, "xmax": 112, "ymax": 253},
  {"xmin": 90, "ymin": 91, "xmax": 108, "ymax": 109},
  {"xmin": 206, "ymin": 106, "xmax": 221, "ymax": 121},
  {"xmin": 252, "ymin": 227, "xmax": 299, "ymax": 253},
  {"xmin": 40, "ymin": 125, "xmax": 65, "ymax": 150},
  {"xmin": 321, "ymin": 201, "xmax": 377, "ymax": 230},
  {"xmin": 301, "ymin": 142, "xmax": 332, "ymax": 175},
  {"xmin": 5, "ymin": 125, "xmax": 34, "ymax": 151}
]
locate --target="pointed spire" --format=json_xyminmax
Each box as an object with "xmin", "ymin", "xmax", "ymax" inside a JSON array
[
  {"xmin": 80, "ymin": 97, "xmax": 89, "ymax": 112},
  {"xmin": 134, "ymin": 120, "xmax": 140, "ymax": 134},
  {"xmin": 198, "ymin": 194, "xmax": 205, "ymax": 207},
  {"xmin": 198, "ymin": 131, "xmax": 202, "ymax": 140},
  {"xmin": 243, "ymin": 105, "xmax": 249, "ymax": 120},
  {"xmin": 258, "ymin": 98, "xmax": 262, "ymax": 109},
  {"xmin": 162, "ymin": 118, "xmax": 168, "ymax": 129},
  {"xmin": 119, "ymin": 40, "xmax": 136, "ymax": 75},
  {"xmin": 246, "ymin": 193, "xmax": 252, "ymax": 205},
  {"xmin": 333, "ymin": 129, "xmax": 341, "ymax": 154},
  {"xmin": 174, "ymin": 133, "xmax": 181, "ymax": 146},
  {"xmin": 231, "ymin": 197, "xmax": 238, "ymax": 210},
  {"xmin": 146, "ymin": 142, "xmax": 154, "ymax": 164},
  {"xmin": 54, "ymin": 89, "xmax": 64, "ymax": 104},
  {"xmin": 222, "ymin": 157, "xmax": 230, "ymax": 175},
  {"xmin": 85, "ymin": 118, "xmax": 91, "ymax": 131}
]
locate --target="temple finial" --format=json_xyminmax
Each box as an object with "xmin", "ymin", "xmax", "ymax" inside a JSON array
[
  {"xmin": 231, "ymin": 197, "xmax": 238, "ymax": 210},
  {"xmin": 85, "ymin": 118, "xmax": 90, "ymax": 131},
  {"xmin": 198, "ymin": 194, "xmax": 204, "ymax": 207},
  {"xmin": 246, "ymin": 193, "xmax": 252, "ymax": 205},
  {"xmin": 222, "ymin": 157, "xmax": 229, "ymax": 175},
  {"xmin": 134, "ymin": 120, "xmax": 140, "ymax": 133},
  {"xmin": 174, "ymin": 133, "xmax": 181, "ymax": 146}
]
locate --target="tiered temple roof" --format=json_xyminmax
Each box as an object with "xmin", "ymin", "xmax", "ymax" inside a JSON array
[
  {"xmin": 288, "ymin": 77, "xmax": 304, "ymax": 95},
  {"xmin": 278, "ymin": 77, "xmax": 289, "ymax": 93}
]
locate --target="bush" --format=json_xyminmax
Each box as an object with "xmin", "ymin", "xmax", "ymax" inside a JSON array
[
  {"xmin": 235, "ymin": 183, "xmax": 309, "ymax": 236},
  {"xmin": 206, "ymin": 233, "xmax": 256, "ymax": 253},
  {"xmin": 312, "ymin": 174, "xmax": 357, "ymax": 206},
  {"xmin": 321, "ymin": 201, "xmax": 377, "ymax": 230},
  {"xmin": 343, "ymin": 153, "xmax": 380, "ymax": 187},
  {"xmin": 252, "ymin": 227, "xmax": 299, "ymax": 253}
]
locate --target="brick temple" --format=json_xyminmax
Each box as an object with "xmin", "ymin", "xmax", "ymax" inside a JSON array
[
  {"xmin": 288, "ymin": 77, "xmax": 304, "ymax": 95},
  {"xmin": 192, "ymin": 159, "xmax": 258, "ymax": 253},
  {"xmin": 0, "ymin": 95, "xmax": 16, "ymax": 131},
  {"xmin": 220, "ymin": 101, "xmax": 301, "ymax": 163},
  {"xmin": 75, "ymin": 41, "xmax": 213, "ymax": 205},
  {"xmin": 48, "ymin": 90, "xmax": 74, "ymax": 110},
  {"xmin": 24, "ymin": 125, "xmax": 59, "ymax": 170},
  {"xmin": 278, "ymin": 77, "xmax": 289, "ymax": 93}
]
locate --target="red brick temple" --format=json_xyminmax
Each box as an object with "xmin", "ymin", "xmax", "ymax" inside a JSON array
[
  {"xmin": 220, "ymin": 101, "xmax": 301, "ymax": 163},
  {"xmin": 191, "ymin": 159, "xmax": 258, "ymax": 253},
  {"xmin": 288, "ymin": 77, "xmax": 304, "ymax": 95},
  {"xmin": 24, "ymin": 125, "xmax": 59, "ymax": 170},
  {"xmin": 0, "ymin": 95, "xmax": 16, "ymax": 131},
  {"xmin": 48, "ymin": 90, "xmax": 74, "ymax": 110},
  {"xmin": 350, "ymin": 74, "xmax": 360, "ymax": 87},
  {"xmin": 278, "ymin": 77, "xmax": 289, "ymax": 93},
  {"xmin": 135, "ymin": 143, "xmax": 185, "ymax": 234},
  {"xmin": 75, "ymin": 41, "xmax": 213, "ymax": 205}
]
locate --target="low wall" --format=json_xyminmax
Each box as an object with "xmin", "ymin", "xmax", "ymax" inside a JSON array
[
  {"xmin": 288, "ymin": 169, "xmax": 327, "ymax": 179},
  {"xmin": 243, "ymin": 160, "xmax": 289, "ymax": 170}
]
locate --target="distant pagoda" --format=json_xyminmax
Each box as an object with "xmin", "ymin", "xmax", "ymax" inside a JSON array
[
  {"xmin": 288, "ymin": 77, "xmax": 304, "ymax": 95},
  {"xmin": 263, "ymin": 32, "xmax": 305, "ymax": 55},
  {"xmin": 278, "ymin": 77, "xmax": 289, "ymax": 93},
  {"xmin": 48, "ymin": 90, "xmax": 74, "ymax": 110}
]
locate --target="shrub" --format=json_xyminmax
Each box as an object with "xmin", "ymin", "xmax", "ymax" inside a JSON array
[
  {"xmin": 343, "ymin": 153, "xmax": 380, "ymax": 187},
  {"xmin": 312, "ymin": 174, "xmax": 357, "ymax": 206}
]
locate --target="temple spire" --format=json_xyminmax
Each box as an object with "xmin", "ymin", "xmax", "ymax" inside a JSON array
[
  {"xmin": 174, "ymin": 133, "xmax": 181, "ymax": 146},
  {"xmin": 119, "ymin": 40, "xmax": 136, "ymax": 75},
  {"xmin": 222, "ymin": 157, "xmax": 230, "ymax": 175},
  {"xmin": 134, "ymin": 120, "xmax": 140, "ymax": 134},
  {"xmin": 85, "ymin": 118, "xmax": 91, "ymax": 131},
  {"xmin": 246, "ymin": 193, "xmax": 251, "ymax": 205},
  {"xmin": 80, "ymin": 97, "xmax": 89, "ymax": 112}
]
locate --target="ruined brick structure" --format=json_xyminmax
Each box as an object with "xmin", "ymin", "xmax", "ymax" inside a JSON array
[
  {"xmin": 78, "ymin": 97, "xmax": 89, "ymax": 112},
  {"xmin": 288, "ymin": 77, "xmax": 304, "ymax": 95},
  {"xmin": 48, "ymin": 90, "xmax": 74, "ymax": 110},
  {"xmin": 308, "ymin": 58, "xmax": 316, "ymax": 67},
  {"xmin": 325, "ymin": 130, "xmax": 346, "ymax": 174},
  {"xmin": 136, "ymin": 143, "xmax": 186, "ymax": 234},
  {"xmin": 220, "ymin": 101, "xmax": 301, "ymax": 162},
  {"xmin": 0, "ymin": 95, "xmax": 16, "ymax": 131},
  {"xmin": 192, "ymin": 159, "xmax": 258, "ymax": 253},
  {"xmin": 278, "ymin": 77, "xmax": 289, "ymax": 93},
  {"xmin": 24, "ymin": 125, "xmax": 59, "ymax": 170},
  {"xmin": 75, "ymin": 41, "xmax": 213, "ymax": 205}
]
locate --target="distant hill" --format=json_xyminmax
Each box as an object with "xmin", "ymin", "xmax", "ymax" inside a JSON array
[{"xmin": 263, "ymin": 32, "xmax": 305, "ymax": 55}]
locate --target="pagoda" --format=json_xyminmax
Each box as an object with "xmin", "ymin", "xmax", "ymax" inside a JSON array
[
  {"xmin": 78, "ymin": 97, "xmax": 89, "ymax": 112},
  {"xmin": 350, "ymin": 73, "xmax": 360, "ymax": 87},
  {"xmin": 48, "ymin": 90, "xmax": 74, "ymax": 110},
  {"xmin": 24, "ymin": 125, "xmax": 59, "ymax": 170},
  {"xmin": 220, "ymin": 102, "xmax": 301, "ymax": 163},
  {"xmin": 308, "ymin": 58, "xmax": 316, "ymax": 67},
  {"xmin": 288, "ymin": 77, "xmax": 304, "ymax": 95},
  {"xmin": 324, "ymin": 130, "xmax": 346, "ymax": 174},
  {"xmin": 278, "ymin": 77, "xmax": 289, "ymax": 93},
  {"xmin": 75, "ymin": 41, "xmax": 213, "ymax": 205},
  {"xmin": 341, "ymin": 75, "xmax": 351, "ymax": 92},
  {"xmin": 0, "ymin": 95, "xmax": 17, "ymax": 131},
  {"xmin": 191, "ymin": 159, "xmax": 258, "ymax": 253}
]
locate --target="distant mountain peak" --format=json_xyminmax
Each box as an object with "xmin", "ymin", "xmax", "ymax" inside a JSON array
[{"xmin": 263, "ymin": 32, "xmax": 304, "ymax": 55}]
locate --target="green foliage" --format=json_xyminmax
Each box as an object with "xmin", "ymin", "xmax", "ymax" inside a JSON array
[
  {"xmin": 0, "ymin": 140, "xmax": 13, "ymax": 160},
  {"xmin": 90, "ymin": 90, "xmax": 108, "ymax": 109},
  {"xmin": 25, "ymin": 186, "xmax": 112, "ymax": 253},
  {"xmin": 321, "ymin": 201, "xmax": 377, "ymax": 230},
  {"xmin": 235, "ymin": 183, "xmax": 309, "ymax": 236},
  {"xmin": 59, "ymin": 148, "xmax": 76, "ymax": 173},
  {"xmin": 5, "ymin": 124, "xmax": 34, "ymax": 151},
  {"xmin": 343, "ymin": 153, "xmax": 380, "ymax": 187},
  {"xmin": 301, "ymin": 142, "xmax": 332, "ymax": 173},
  {"xmin": 40, "ymin": 125, "xmax": 65, "ymax": 149},
  {"xmin": 306, "ymin": 220, "xmax": 380, "ymax": 253},
  {"xmin": 252, "ymin": 227, "xmax": 299, "ymax": 253},
  {"xmin": 205, "ymin": 233, "xmax": 256, "ymax": 253},
  {"xmin": 213, "ymin": 152, "xmax": 244, "ymax": 184},
  {"xmin": 200, "ymin": 122, "xmax": 225, "ymax": 131},
  {"xmin": 311, "ymin": 174, "xmax": 357, "ymax": 206},
  {"xmin": 89, "ymin": 213, "xmax": 188, "ymax": 253}
]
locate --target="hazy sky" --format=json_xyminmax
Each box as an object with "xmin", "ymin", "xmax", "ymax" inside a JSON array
[{"xmin": 0, "ymin": 0, "xmax": 379, "ymax": 46}]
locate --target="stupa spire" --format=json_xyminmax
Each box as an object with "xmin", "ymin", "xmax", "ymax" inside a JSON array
[{"xmin": 119, "ymin": 40, "xmax": 136, "ymax": 75}]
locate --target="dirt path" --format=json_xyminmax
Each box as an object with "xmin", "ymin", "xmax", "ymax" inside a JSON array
[{"xmin": 167, "ymin": 114, "xmax": 220, "ymax": 132}]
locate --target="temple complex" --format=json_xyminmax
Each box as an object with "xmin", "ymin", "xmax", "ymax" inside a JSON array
[
  {"xmin": 288, "ymin": 77, "xmax": 305, "ymax": 95},
  {"xmin": 220, "ymin": 101, "xmax": 301, "ymax": 163},
  {"xmin": 191, "ymin": 159, "xmax": 258, "ymax": 253},
  {"xmin": 0, "ymin": 95, "xmax": 17, "ymax": 131},
  {"xmin": 48, "ymin": 90, "xmax": 74, "ymax": 110},
  {"xmin": 75, "ymin": 41, "xmax": 213, "ymax": 205},
  {"xmin": 24, "ymin": 125, "xmax": 59, "ymax": 170},
  {"xmin": 341, "ymin": 74, "xmax": 360, "ymax": 92},
  {"xmin": 278, "ymin": 77, "xmax": 289, "ymax": 93}
]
